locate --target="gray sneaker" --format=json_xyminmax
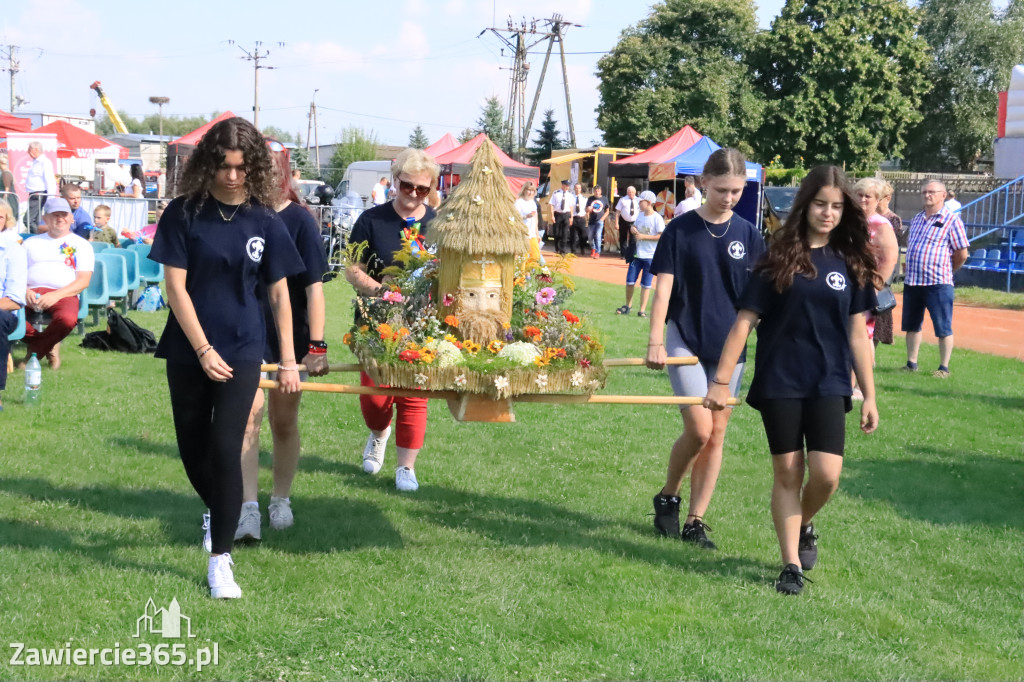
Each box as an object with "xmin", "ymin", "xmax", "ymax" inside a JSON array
[
  {"xmin": 268, "ymin": 497, "xmax": 293, "ymax": 530},
  {"xmin": 362, "ymin": 426, "xmax": 392, "ymax": 474},
  {"xmin": 395, "ymin": 466, "xmax": 419, "ymax": 492},
  {"xmin": 234, "ymin": 503, "xmax": 261, "ymax": 542}
]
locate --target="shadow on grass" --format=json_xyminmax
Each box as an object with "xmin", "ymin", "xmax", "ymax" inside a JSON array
[
  {"xmin": 842, "ymin": 449, "xmax": 1024, "ymax": 529},
  {"xmin": 875, "ymin": 376, "xmax": 1024, "ymax": 412},
  {"xmin": 0, "ymin": 476, "xmax": 403, "ymax": 558},
  {"xmin": 108, "ymin": 435, "xmax": 180, "ymax": 459}
]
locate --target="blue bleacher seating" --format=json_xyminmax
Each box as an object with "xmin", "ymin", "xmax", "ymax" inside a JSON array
[
  {"xmin": 127, "ymin": 243, "xmax": 164, "ymax": 286},
  {"xmin": 77, "ymin": 259, "xmax": 110, "ymax": 332},
  {"xmin": 7, "ymin": 307, "xmax": 25, "ymax": 342},
  {"xmin": 95, "ymin": 251, "xmax": 132, "ymax": 312},
  {"xmin": 985, "ymin": 249, "xmax": 1003, "ymax": 271},
  {"xmin": 966, "ymin": 248, "xmax": 987, "ymax": 269},
  {"xmin": 90, "ymin": 242, "xmax": 111, "ymax": 253}
]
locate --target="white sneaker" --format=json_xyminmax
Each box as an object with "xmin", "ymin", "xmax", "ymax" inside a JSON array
[
  {"xmin": 362, "ymin": 426, "xmax": 392, "ymax": 474},
  {"xmin": 234, "ymin": 503, "xmax": 261, "ymax": 542},
  {"xmin": 207, "ymin": 553, "xmax": 242, "ymax": 599},
  {"xmin": 395, "ymin": 466, "xmax": 419, "ymax": 492},
  {"xmin": 202, "ymin": 512, "xmax": 212, "ymax": 553},
  {"xmin": 268, "ymin": 496, "xmax": 293, "ymax": 530}
]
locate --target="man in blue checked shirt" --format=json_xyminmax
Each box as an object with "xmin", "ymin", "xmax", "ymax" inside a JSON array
[{"xmin": 902, "ymin": 180, "xmax": 969, "ymax": 378}]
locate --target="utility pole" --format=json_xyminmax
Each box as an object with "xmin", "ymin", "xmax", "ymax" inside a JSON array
[
  {"xmin": 230, "ymin": 41, "xmax": 283, "ymax": 130},
  {"xmin": 526, "ymin": 14, "xmax": 579, "ymax": 149},
  {"xmin": 2, "ymin": 45, "xmax": 20, "ymax": 112},
  {"xmin": 306, "ymin": 89, "xmax": 321, "ymax": 176},
  {"xmin": 149, "ymin": 96, "xmax": 170, "ymax": 176}
]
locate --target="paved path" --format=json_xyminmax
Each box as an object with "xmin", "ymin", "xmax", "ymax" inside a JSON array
[{"xmin": 553, "ymin": 251, "xmax": 1024, "ymax": 361}]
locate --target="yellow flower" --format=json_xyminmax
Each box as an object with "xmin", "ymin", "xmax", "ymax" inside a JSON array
[
  {"xmin": 405, "ymin": 341, "xmax": 421, "ymax": 351},
  {"xmin": 464, "ymin": 340, "xmax": 481, "ymax": 354},
  {"xmin": 487, "ymin": 340, "xmax": 504, "ymax": 354},
  {"xmin": 398, "ymin": 327, "xmax": 411, "ymax": 337},
  {"xmin": 359, "ymin": 325, "xmax": 369, "ymax": 332},
  {"xmin": 444, "ymin": 334, "xmax": 459, "ymax": 345},
  {"xmin": 420, "ymin": 350, "xmax": 436, "ymax": 365},
  {"xmin": 501, "ymin": 321, "xmax": 511, "ymax": 330},
  {"xmin": 342, "ymin": 333, "xmax": 353, "ymax": 345},
  {"xmin": 533, "ymin": 356, "xmax": 550, "ymax": 367},
  {"xmin": 377, "ymin": 323, "xmax": 393, "ymax": 336},
  {"xmin": 425, "ymin": 336, "xmax": 435, "ymax": 344}
]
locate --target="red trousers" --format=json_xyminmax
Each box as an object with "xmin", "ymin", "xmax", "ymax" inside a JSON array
[
  {"xmin": 23, "ymin": 288, "xmax": 79, "ymax": 357},
  {"xmin": 359, "ymin": 372, "xmax": 428, "ymax": 449}
]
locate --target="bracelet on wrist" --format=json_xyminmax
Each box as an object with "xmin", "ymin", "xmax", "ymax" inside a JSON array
[
  {"xmin": 194, "ymin": 343, "xmax": 211, "ymax": 353},
  {"xmin": 710, "ymin": 378, "xmax": 729, "ymax": 386},
  {"xmin": 278, "ymin": 365, "xmax": 299, "ymax": 372},
  {"xmin": 648, "ymin": 343, "xmax": 663, "ymax": 347},
  {"xmin": 198, "ymin": 346, "xmax": 214, "ymax": 359}
]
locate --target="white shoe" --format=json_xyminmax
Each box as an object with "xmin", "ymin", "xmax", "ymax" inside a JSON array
[
  {"xmin": 202, "ymin": 512, "xmax": 212, "ymax": 553},
  {"xmin": 234, "ymin": 503, "xmax": 261, "ymax": 542},
  {"xmin": 362, "ymin": 426, "xmax": 392, "ymax": 474},
  {"xmin": 207, "ymin": 553, "xmax": 242, "ymax": 599},
  {"xmin": 268, "ymin": 496, "xmax": 293, "ymax": 530},
  {"xmin": 395, "ymin": 466, "xmax": 419, "ymax": 492}
]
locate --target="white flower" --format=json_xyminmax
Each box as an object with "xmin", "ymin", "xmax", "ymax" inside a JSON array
[
  {"xmin": 472, "ymin": 195, "xmax": 484, "ymax": 205},
  {"xmin": 482, "ymin": 165, "xmax": 493, "ymax": 175},
  {"xmin": 414, "ymin": 373, "xmax": 428, "ymax": 386},
  {"xmin": 570, "ymin": 370, "xmax": 584, "ymax": 387},
  {"xmin": 535, "ymin": 373, "xmax": 548, "ymax": 390},
  {"xmin": 494, "ymin": 375, "xmax": 510, "ymax": 395},
  {"xmin": 423, "ymin": 339, "xmax": 464, "ymax": 368},
  {"xmin": 497, "ymin": 341, "xmax": 542, "ymax": 366},
  {"xmin": 509, "ymin": 215, "xmax": 517, "ymax": 223},
  {"xmin": 454, "ymin": 374, "xmax": 467, "ymax": 387}
]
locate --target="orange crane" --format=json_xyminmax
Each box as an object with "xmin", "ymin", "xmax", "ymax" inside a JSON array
[{"xmin": 89, "ymin": 81, "xmax": 129, "ymax": 134}]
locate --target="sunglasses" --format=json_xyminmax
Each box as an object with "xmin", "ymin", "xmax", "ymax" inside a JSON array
[{"xmin": 399, "ymin": 178, "xmax": 432, "ymax": 198}]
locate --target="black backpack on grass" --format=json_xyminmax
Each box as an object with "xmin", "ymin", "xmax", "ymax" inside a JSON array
[{"xmin": 81, "ymin": 308, "xmax": 157, "ymax": 354}]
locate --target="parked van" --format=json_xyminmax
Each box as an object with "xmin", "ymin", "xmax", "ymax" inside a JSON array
[{"xmin": 333, "ymin": 160, "xmax": 392, "ymax": 208}]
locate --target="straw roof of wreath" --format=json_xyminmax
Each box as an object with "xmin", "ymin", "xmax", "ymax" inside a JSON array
[{"xmin": 427, "ymin": 138, "xmax": 530, "ymax": 256}]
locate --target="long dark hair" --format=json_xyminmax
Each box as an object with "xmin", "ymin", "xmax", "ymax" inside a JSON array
[
  {"xmin": 758, "ymin": 165, "xmax": 879, "ymax": 291},
  {"xmin": 129, "ymin": 164, "xmax": 145, "ymax": 185},
  {"xmin": 178, "ymin": 117, "xmax": 278, "ymax": 210}
]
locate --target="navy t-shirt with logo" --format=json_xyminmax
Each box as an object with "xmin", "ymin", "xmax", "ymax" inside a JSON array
[
  {"xmin": 262, "ymin": 202, "xmax": 330, "ymax": 362},
  {"xmin": 586, "ymin": 196, "xmax": 607, "ymax": 225},
  {"xmin": 650, "ymin": 210, "xmax": 765, "ymax": 364},
  {"xmin": 738, "ymin": 246, "xmax": 877, "ymax": 411},
  {"xmin": 150, "ymin": 196, "xmax": 305, "ymax": 366},
  {"xmin": 349, "ymin": 202, "xmax": 436, "ymax": 280}
]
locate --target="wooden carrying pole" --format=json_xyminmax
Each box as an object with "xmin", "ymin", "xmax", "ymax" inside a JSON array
[{"xmin": 260, "ymin": 357, "xmax": 699, "ymax": 373}]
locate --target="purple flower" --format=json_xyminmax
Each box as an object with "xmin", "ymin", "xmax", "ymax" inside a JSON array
[
  {"xmin": 535, "ymin": 287, "xmax": 556, "ymax": 306},
  {"xmin": 505, "ymin": 329, "xmax": 515, "ymax": 342}
]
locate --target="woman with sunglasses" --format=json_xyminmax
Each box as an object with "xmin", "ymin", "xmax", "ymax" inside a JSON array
[
  {"xmin": 345, "ymin": 148, "xmax": 440, "ymax": 492},
  {"xmin": 150, "ymin": 117, "xmax": 305, "ymax": 599}
]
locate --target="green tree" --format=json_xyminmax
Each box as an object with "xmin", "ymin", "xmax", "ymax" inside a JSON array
[
  {"xmin": 527, "ymin": 109, "xmax": 567, "ymax": 165},
  {"xmin": 326, "ymin": 127, "xmax": 379, "ymax": 186},
  {"xmin": 595, "ymin": 0, "xmax": 763, "ymax": 153},
  {"xmin": 903, "ymin": 0, "xmax": 1024, "ymax": 171},
  {"xmin": 408, "ymin": 125, "xmax": 430, "ymax": 149},
  {"xmin": 261, "ymin": 126, "xmax": 300, "ymax": 145},
  {"xmin": 290, "ymin": 147, "xmax": 321, "ymax": 180},
  {"xmin": 751, "ymin": 0, "xmax": 930, "ymax": 170},
  {"xmin": 475, "ymin": 96, "xmax": 511, "ymax": 151},
  {"xmin": 457, "ymin": 127, "xmax": 477, "ymax": 144},
  {"xmin": 95, "ymin": 111, "xmax": 219, "ymax": 138}
]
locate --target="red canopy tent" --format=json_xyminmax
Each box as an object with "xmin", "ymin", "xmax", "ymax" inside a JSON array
[
  {"xmin": 607, "ymin": 125, "xmax": 702, "ymax": 178},
  {"xmin": 435, "ymin": 133, "xmax": 540, "ymax": 195},
  {"xmin": 423, "ymin": 133, "xmax": 459, "ymax": 158},
  {"xmin": 165, "ymin": 111, "xmax": 237, "ymax": 195},
  {"xmin": 32, "ymin": 120, "xmax": 128, "ymax": 159},
  {"xmin": 0, "ymin": 110, "xmax": 32, "ymax": 135}
]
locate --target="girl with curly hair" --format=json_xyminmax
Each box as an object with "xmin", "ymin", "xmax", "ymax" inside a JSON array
[
  {"xmin": 704, "ymin": 165, "xmax": 880, "ymax": 596},
  {"xmin": 150, "ymin": 117, "xmax": 305, "ymax": 599}
]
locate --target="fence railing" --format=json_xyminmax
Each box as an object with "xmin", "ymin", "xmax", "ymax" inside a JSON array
[{"xmin": 958, "ymin": 174, "xmax": 1024, "ymax": 243}]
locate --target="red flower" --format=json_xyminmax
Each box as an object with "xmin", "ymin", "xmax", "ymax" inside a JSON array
[
  {"xmin": 536, "ymin": 310, "xmax": 548, "ymax": 319},
  {"xmin": 580, "ymin": 358, "xmax": 591, "ymax": 368},
  {"xmin": 399, "ymin": 350, "xmax": 421, "ymax": 363},
  {"xmin": 562, "ymin": 310, "xmax": 579, "ymax": 324}
]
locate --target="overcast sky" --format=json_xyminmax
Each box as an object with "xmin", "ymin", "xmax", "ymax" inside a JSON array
[{"xmin": 2, "ymin": 0, "xmax": 788, "ymax": 147}]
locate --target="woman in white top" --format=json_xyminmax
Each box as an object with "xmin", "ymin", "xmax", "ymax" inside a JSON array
[
  {"xmin": 515, "ymin": 182, "xmax": 542, "ymax": 263},
  {"xmin": 676, "ymin": 186, "xmax": 701, "ymax": 214},
  {"xmin": 121, "ymin": 164, "xmax": 145, "ymax": 198}
]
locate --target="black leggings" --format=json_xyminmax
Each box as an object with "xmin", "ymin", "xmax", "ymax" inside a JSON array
[
  {"xmin": 758, "ymin": 396, "xmax": 848, "ymax": 456},
  {"xmin": 167, "ymin": 360, "xmax": 260, "ymax": 554}
]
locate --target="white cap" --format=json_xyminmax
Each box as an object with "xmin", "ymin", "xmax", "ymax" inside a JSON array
[{"xmin": 638, "ymin": 190, "xmax": 657, "ymax": 203}]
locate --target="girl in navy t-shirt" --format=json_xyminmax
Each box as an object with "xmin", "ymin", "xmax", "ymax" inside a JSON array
[
  {"xmin": 150, "ymin": 118, "xmax": 304, "ymax": 600},
  {"xmin": 705, "ymin": 165, "xmax": 879, "ymax": 596},
  {"xmin": 645, "ymin": 148, "xmax": 765, "ymax": 551}
]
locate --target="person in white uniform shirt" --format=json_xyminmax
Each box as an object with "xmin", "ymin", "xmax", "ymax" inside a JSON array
[
  {"xmin": 549, "ymin": 179, "xmax": 574, "ymax": 255},
  {"xmin": 24, "ymin": 141, "xmax": 57, "ymax": 233},
  {"xmin": 615, "ymin": 185, "xmax": 640, "ymax": 261},
  {"xmin": 570, "ymin": 183, "xmax": 589, "ymax": 256},
  {"xmin": 615, "ymin": 190, "xmax": 664, "ymax": 318}
]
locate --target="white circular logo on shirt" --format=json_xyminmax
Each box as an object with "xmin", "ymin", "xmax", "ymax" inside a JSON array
[
  {"xmin": 826, "ymin": 272, "xmax": 847, "ymax": 291},
  {"xmin": 727, "ymin": 241, "xmax": 746, "ymax": 260},
  {"xmin": 246, "ymin": 237, "xmax": 265, "ymax": 263}
]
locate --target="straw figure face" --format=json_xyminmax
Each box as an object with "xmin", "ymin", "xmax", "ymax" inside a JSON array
[{"xmin": 427, "ymin": 138, "xmax": 529, "ymax": 345}]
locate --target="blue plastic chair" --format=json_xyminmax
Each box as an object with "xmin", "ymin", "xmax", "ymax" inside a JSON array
[
  {"xmin": 18, "ymin": 233, "xmax": 34, "ymax": 243},
  {"xmin": 7, "ymin": 308, "xmax": 25, "ymax": 342},
  {"xmin": 127, "ymin": 243, "xmax": 164, "ymax": 285},
  {"xmin": 91, "ymin": 242, "xmax": 111, "ymax": 253},
  {"xmin": 76, "ymin": 259, "xmax": 111, "ymax": 332},
  {"xmin": 965, "ymin": 248, "xmax": 986, "ymax": 269},
  {"xmin": 985, "ymin": 249, "xmax": 1003, "ymax": 271},
  {"xmin": 96, "ymin": 250, "xmax": 139, "ymax": 311},
  {"xmin": 95, "ymin": 252, "xmax": 128, "ymax": 312}
]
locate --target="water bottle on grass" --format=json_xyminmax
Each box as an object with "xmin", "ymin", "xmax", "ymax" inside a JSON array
[{"xmin": 24, "ymin": 353, "xmax": 41, "ymax": 408}]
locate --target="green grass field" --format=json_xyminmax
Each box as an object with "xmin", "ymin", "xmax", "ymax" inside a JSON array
[{"xmin": 1, "ymin": 277, "xmax": 1022, "ymax": 681}]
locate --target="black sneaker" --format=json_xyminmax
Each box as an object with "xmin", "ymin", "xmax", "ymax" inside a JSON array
[
  {"xmin": 652, "ymin": 494, "xmax": 681, "ymax": 538},
  {"xmin": 798, "ymin": 523, "xmax": 818, "ymax": 570},
  {"xmin": 776, "ymin": 563, "xmax": 811, "ymax": 595},
  {"xmin": 681, "ymin": 519, "xmax": 717, "ymax": 550}
]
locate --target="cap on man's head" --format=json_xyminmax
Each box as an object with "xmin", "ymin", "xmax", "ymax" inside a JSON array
[
  {"xmin": 560, "ymin": 179, "xmax": 570, "ymax": 185},
  {"xmin": 43, "ymin": 197, "xmax": 72, "ymax": 215},
  {"xmin": 638, "ymin": 190, "xmax": 657, "ymax": 203}
]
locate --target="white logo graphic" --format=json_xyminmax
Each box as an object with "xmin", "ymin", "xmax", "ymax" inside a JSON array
[
  {"xmin": 727, "ymin": 241, "xmax": 746, "ymax": 260},
  {"xmin": 826, "ymin": 272, "xmax": 847, "ymax": 291},
  {"xmin": 135, "ymin": 598, "xmax": 195, "ymax": 639},
  {"xmin": 246, "ymin": 237, "xmax": 265, "ymax": 263}
]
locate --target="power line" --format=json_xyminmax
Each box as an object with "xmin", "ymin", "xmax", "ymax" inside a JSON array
[{"xmin": 229, "ymin": 40, "xmax": 283, "ymax": 129}]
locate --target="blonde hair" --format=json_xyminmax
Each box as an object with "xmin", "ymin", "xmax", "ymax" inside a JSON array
[
  {"xmin": 0, "ymin": 201, "xmax": 15, "ymax": 231},
  {"xmin": 518, "ymin": 181, "xmax": 536, "ymax": 199},
  {"xmin": 881, "ymin": 180, "xmax": 894, "ymax": 199},
  {"xmin": 391, "ymin": 148, "xmax": 440, "ymax": 183},
  {"xmin": 94, "ymin": 204, "xmax": 112, "ymax": 218},
  {"xmin": 854, "ymin": 177, "xmax": 885, "ymax": 200}
]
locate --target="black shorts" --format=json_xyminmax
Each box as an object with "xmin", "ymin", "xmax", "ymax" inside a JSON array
[{"xmin": 758, "ymin": 397, "xmax": 848, "ymax": 456}]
